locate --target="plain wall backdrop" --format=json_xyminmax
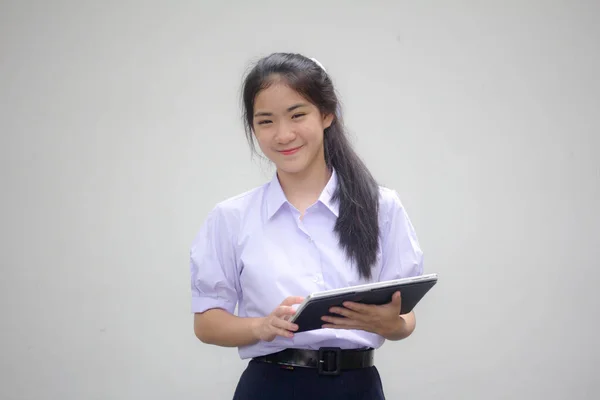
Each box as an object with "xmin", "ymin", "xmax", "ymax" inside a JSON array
[{"xmin": 1, "ymin": 1, "xmax": 599, "ymax": 399}]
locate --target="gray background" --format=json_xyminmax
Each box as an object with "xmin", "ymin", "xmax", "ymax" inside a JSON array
[{"xmin": 1, "ymin": 1, "xmax": 599, "ymax": 399}]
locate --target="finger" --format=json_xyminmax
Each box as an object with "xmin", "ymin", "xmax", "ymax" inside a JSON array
[
  {"xmin": 328, "ymin": 306, "xmax": 361, "ymax": 320},
  {"xmin": 272, "ymin": 327, "xmax": 295, "ymax": 338},
  {"xmin": 271, "ymin": 316, "xmax": 299, "ymax": 332},
  {"xmin": 341, "ymin": 301, "xmax": 374, "ymax": 313},
  {"xmin": 390, "ymin": 291, "xmax": 402, "ymax": 305},
  {"xmin": 321, "ymin": 315, "xmax": 358, "ymax": 327},
  {"xmin": 321, "ymin": 319, "xmax": 365, "ymax": 330},
  {"xmin": 389, "ymin": 291, "xmax": 402, "ymax": 311},
  {"xmin": 322, "ymin": 324, "xmax": 362, "ymax": 330},
  {"xmin": 321, "ymin": 316, "xmax": 369, "ymax": 332},
  {"xmin": 281, "ymin": 296, "xmax": 305, "ymax": 306},
  {"xmin": 274, "ymin": 305, "xmax": 297, "ymax": 318}
]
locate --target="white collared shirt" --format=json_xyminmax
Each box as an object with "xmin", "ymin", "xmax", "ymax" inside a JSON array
[{"xmin": 190, "ymin": 170, "xmax": 424, "ymax": 359}]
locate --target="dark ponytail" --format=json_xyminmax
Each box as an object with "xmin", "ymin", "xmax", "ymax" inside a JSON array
[{"xmin": 241, "ymin": 52, "xmax": 380, "ymax": 280}]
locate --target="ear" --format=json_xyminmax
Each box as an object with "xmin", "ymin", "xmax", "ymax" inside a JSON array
[{"xmin": 323, "ymin": 113, "xmax": 334, "ymax": 129}]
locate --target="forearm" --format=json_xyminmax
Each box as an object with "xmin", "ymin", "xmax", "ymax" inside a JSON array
[
  {"xmin": 194, "ymin": 308, "xmax": 261, "ymax": 347},
  {"xmin": 381, "ymin": 311, "xmax": 416, "ymax": 341}
]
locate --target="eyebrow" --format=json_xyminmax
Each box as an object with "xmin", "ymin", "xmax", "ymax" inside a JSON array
[{"xmin": 254, "ymin": 103, "xmax": 307, "ymax": 117}]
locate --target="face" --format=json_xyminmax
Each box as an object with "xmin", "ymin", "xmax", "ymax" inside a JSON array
[{"xmin": 252, "ymin": 82, "xmax": 334, "ymax": 176}]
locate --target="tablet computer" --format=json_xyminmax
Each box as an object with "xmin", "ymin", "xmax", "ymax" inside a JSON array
[{"xmin": 289, "ymin": 273, "xmax": 438, "ymax": 333}]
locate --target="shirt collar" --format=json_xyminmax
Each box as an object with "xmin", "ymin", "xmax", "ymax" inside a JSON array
[
  {"xmin": 265, "ymin": 168, "xmax": 340, "ymax": 219},
  {"xmin": 318, "ymin": 168, "xmax": 340, "ymax": 217}
]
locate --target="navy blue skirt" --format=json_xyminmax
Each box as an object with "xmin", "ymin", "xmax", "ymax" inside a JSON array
[{"xmin": 232, "ymin": 359, "xmax": 386, "ymax": 399}]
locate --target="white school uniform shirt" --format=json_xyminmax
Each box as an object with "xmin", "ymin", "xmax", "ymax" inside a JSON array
[{"xmin": 189, "ymin": 169, "xmax": 424, "ymax": 359}]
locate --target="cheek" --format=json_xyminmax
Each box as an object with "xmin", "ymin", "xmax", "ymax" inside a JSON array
[
  {"xmin": 253, "ymin": 130, "xmax": 270, "ymax": 148},
  {"xmin": 302, "ymin": 125, "xmax": 324, "ymax": 146},
  {"xmin": 253, "ymin": 133, "xmax": 279, "ymax": 159},
  {"xmin": 295, "ymin": 118, "xmax": 322, "ymax": 139}
]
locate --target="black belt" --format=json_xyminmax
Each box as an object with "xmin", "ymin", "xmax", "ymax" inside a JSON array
[{"xmin": 252, "ymin": 347, "xmax": 374, "ymax": 376}]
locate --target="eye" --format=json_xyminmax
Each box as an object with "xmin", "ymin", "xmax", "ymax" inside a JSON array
[
  {"xmin": 292, "ymin": 113, "xmax": 306, "ymax": 119},
  {"xmin": 257, "ymin": 120, "xmax": 272, "ymax": 125}
]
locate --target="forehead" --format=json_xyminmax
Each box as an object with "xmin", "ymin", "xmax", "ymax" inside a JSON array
[{"xmin": 254, "ymin": 82, "xmax": 310, "ymax": 112}]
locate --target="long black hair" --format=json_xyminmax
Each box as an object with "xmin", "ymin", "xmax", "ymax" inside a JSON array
[{"xmin": 241, "ymin": 52, "xmax": 380, "ymax": 280}]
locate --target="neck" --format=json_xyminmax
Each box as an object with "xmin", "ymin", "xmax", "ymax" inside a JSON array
[{"xmin": 277, "ymin": 158, "xmax": 331, "ymax": 214}]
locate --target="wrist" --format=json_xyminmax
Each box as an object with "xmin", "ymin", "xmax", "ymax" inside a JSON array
[
  {"xmin": 381, "ymin": 316, "xmax": 408, "ymax": 341},
  {"xmin": 249, "ymin": 317, "xmax": 264, "ymax": 342}
]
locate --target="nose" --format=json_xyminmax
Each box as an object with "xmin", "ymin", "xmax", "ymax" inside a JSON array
[{"xmin": 274, "ymin": 122, "xmax": 296, "ymax": 144}]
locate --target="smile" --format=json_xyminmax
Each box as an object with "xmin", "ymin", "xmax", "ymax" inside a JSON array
[{"xmin": 279, "ymin": 146, "xmax": 302, "ymax": 156}]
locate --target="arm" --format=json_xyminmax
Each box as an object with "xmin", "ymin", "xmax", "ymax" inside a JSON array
[
  {"xmin": 321, "ymin": 291, "xmax": 417, "ymax": 341},
  {"xmin": 381, "ymin": 310, "xmax": 416, "ymax": 341},
  {"xmin": 189, "ymin": 204, "xmax": 304, "ymax": 348},
  {"xmin": 322, "ymin": 189, "xmax": 424, "ymax": 340},
  {"xmin": 189, "ymin": 206, "xmax": 247, "ymax": 346},
  {"xmin": 194, "ymin": 309, "xmax": 261, "ymax": 347},
  {"xmin": 377, "ymin": 190, "xmax": 423, "ymax": 341},
  {"xmin": 194, "ymin": 296, "xmax": 305, "ymax": 347}
]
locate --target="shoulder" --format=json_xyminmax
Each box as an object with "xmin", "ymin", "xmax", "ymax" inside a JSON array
[
  {"xmin": 377, "ymin": 185, "xmax": 404, "ymax": 215},
  {"xmin": 211, "ymin": 183, "xmax": 268, "ymax": 220},
  {"xmin": 190, "ymin": 183, "xmax": 268, "ymax": 250},
  {"xmin": 376, "ymin": 185, "xmax": 413, "ymax": 233}
]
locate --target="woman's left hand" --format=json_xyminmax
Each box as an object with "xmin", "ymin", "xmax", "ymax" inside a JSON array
[{"xmin": 320, "ymin": 291, "xmax": 406, "ymax": 338}]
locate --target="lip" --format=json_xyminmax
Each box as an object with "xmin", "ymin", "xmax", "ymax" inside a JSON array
[{"xmin": 279, "ymin": 146, "xmax": 303, "ymax": 156}]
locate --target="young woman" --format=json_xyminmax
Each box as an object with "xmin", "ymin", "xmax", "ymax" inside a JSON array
[{"xmin": 190, "ymin": 52, "xmax": 424, "ymax": 399}]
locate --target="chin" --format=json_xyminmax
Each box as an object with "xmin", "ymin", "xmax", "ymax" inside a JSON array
[
  {"xmin": 274, "ymin": 159, "xmax": 309, "ymax": 175},
  {"xmin": 276, "ymin": 164, "xmax": 306, "ymax": 175}
]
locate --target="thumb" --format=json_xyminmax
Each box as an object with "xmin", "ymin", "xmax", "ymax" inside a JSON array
[
  {"xmin": 281, "ymin": 296, "xmax": 305, "ymax": 306},
  {"xmin": 391, "ymin": 291, "xmax": 402, "ymax": 306}
]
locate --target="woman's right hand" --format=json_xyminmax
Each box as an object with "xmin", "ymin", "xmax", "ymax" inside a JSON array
[{"xmin": 252, "ymin": 296, "xmax": 305, "ymax": 342}]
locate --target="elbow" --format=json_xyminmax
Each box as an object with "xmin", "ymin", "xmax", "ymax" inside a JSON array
[
  {"xmin": 193, "ymin": 314, "xmax": 214, "ymax": 344},
  {"xmin": 194, "ymin": 327, "xmax": 209, "ymax": 344},
  {"xmin": 386, "ymin": 311, "xmax": 417, "ymax": 341},
  {"xmin": 401, "ymin": 311, "xmax": 417, "ymax": 339}
]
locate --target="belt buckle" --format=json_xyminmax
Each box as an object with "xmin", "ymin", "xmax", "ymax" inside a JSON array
[{"xmin": 318, "ymin": 347, "xmax": 342, "ymax": 376}]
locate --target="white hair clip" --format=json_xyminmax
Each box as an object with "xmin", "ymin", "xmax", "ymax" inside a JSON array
[{"xmin": 310, "ymin": 57, "xmax": 327, "ymax": 72}]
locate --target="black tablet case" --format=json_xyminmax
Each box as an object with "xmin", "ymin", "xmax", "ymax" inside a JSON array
[{"xmin": 293, "ymin": 278, "xmax": 437, "ymax": 333}]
